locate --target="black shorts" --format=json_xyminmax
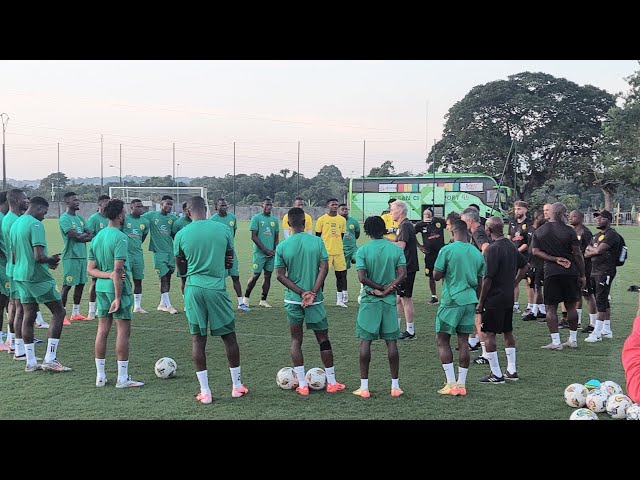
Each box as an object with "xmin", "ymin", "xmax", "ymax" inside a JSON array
[
  {"xmin": 582, "ymin": 264, "xmax": 595, "ymax": 296},
  {"xmin": 480, "ymin": 308, "xmax": 513, "ymax": 334},
  {"xmin": 525, "ymin": 267, "xmax": 536, "ymax": 290},
  {"xmin": 424, "ymin": 254, "xmax": 437, "ymax": 277},
  {"xmin": 591, "ymin": 274, "xmax": 615, "ymax": 312},
  {"xmin": 534, "ymin": 266, "xmax": 544, "ymax": 289},
  {"xmin": 398, "ymin": 271, "xmax": 416, "ymax": 298},
  {"xmin": 543, "ymin": 275, "xmax": 580, "ymax": 306}
]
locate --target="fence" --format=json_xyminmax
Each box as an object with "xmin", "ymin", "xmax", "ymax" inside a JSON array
[{"xmin": 584, "ymin": 211, "xmax": 638, "ymax": 225}]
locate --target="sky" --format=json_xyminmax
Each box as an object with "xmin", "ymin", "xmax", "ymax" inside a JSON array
[{"xmin": 0, "ymin": 60, "xmax": 637, "ymax": 182}]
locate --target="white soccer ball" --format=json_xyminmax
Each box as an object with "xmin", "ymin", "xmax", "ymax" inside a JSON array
[
  {"xmin": 606, "ymin": 394, "xmax": 633, "ymax": 419},
  {"xmin": 600, "ymin": 380, "xmax": 623, "ymax": 396},
  {"xmin": 564, "ymin": 383, "xmax": 588, "ymax": 408},
  {"xmin": 626, "ymin": 403, "xmax": 640, "ymax": 420},
  {"xmin": 570, "ymin": 408, "xmax": 599, "ymax": 420},
  {"xmin": 305, "ymin": 367, "xmax": 326, "ymax": 391},
  {"xmin": 154, "ymin": 357, "xmax": 177, "ymax": 379},
  {"xmin": 276, "ymin": 367, "xmax": 299, "ymax": 390},
  {"xmin": 586, "ymin": 389, "xmax": 610, "ymax": 413}
]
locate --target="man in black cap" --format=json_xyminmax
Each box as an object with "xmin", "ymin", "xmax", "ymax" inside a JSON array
[{"xmin": 584, "ymin": 210, "xmax": 621, "ymax": 343}]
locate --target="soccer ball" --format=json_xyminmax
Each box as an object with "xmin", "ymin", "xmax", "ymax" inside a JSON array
[
  {"xmin": 585, "ymin": 389, "xmax": 610, "ymax": 413},
  {"xmin": 564, "ymin": 383, "xmax": 588, "ymax": 408},
  {"xmin": 570, "ymin": 408, "xmax": 598, "ymax": 420},
  {"xmin": 626, "ymin": 403, "xmax": 640, "ymax": 420},
  {"xmin": 606, "ymin": 394, "xmax": 633, "ymax": 419},
  {"xmin": 600, "ymin": 380, "xmax": 623, "ymax": 396},
  {"xmin": 305, "ymin": 367, "xmax": 326, "ymax": 391},
  {"xmin": 154, "ymin": 357, "xmax": 177, "ymax": 379},
  {"xmin": 276, "ymin": 367, "xmax": 299, "ymax": 390}
]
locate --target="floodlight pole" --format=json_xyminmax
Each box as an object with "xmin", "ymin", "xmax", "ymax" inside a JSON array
[
  {"xmin": 1, "ymin": 113, "xmax": 9, "ymax": 190},
  {"xmin": 297, "ymin": 140, "xmax": 300, "ymax": 196},
  {"xmin": 233, "ymin": 142, "xmax": 236, "ymax": 214},
  {"xmin": 57, "ymin": 142, "xmax": 61, "ymax": 217},
  {"xmin": 100, "ymin": 134, "xmax": 104, "ymax": 194}
]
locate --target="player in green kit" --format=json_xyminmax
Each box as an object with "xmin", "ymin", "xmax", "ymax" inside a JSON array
[
  {"xmin": 211, "ymin": 198, "xmax": 250, "ymax": 312},
  {"xmin": 339, "ymin": 203, "xmax": 360, "ymax": 303},
  {"xmin": 353, "ymin": 216, "xmax": 407, "ymax": 398},
  {"xmin": 87, "ymin": 199, "xmax": 144, "ymax": 388},
  {"xmin": 174, "ymin": 196, "xmax": 248, "ymax": 404},
  {"xmin": 86, "ymin": 194, "xmax": 111, "ymax": 320},
  {"xmin": 123, "ymin": 199, "xmax": 150, "ymax": 313},
  {"xmin": 0, "ymin": 191, "xmax": 10, "ymax": 350},
  {"xmin": 59, "ymin": 192, "xmax": 94, "ymax": 322},
  {"xmin": 275, "ymin": 207, "xmax": 346, "ymax": 396},
  {"xmin": 172, "ymin": 202, "xmax": 191, "ymax": 235},
  {"xmin": 142, "ymin": 195, "xmax": 179, "ymax": 314},
  {"xmin": 12, "ymin": 197, "xmax": 71, "ymax": 373},
  {"xmin": 243, "ymin": 197, "xmax": 279, "ymax": 308}
]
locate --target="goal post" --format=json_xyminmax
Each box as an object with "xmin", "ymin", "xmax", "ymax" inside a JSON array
[{"xmin": 108, "ymin": 186, "xmax": 210, "ymax": 216}]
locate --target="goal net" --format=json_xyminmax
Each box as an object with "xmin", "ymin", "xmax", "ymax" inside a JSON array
[{"xmin": 109, "ymin": 186, "xmax": 210, "ymax": 216}]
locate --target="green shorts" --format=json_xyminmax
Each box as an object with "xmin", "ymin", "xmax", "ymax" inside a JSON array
[
  {"xmin": 63, "ymin": 258, "xmax": 88, "ymax": 286},
  {"xmin": 153, "ymin": 251, "xmax": 175, "ymax": 278},
  {"xmin": 252, "ymin": 253, "xmax": 274, "ymax": 274},
  {"xmin": 15, "ymin": 280, "xmax": 62, "ymax": 305},
  {"xmin": 284, "ymin": 302, "xmax": 328, "ymax": 331},
  {"xmin": 184, "ymin": 285, "xmax": 235, "ymax": 336},
  {"xmin": 0, "ymin": 262, "xmax": 9, "ymax": 296},
  {"xmin": 96, "ymin": 291, "xmax": 133, "ymax": 319},
  {"xmin": 226, "ymin": 251, "xmax": 239, "ymax": 278},
  {"xmin": 435, "ymin": 303, "xmax": 476, "ymax": 335},
  {"xmin": 356, "ymin": 300, "xmax": 399, "ymax": 341},
  {"xmin": 344, "ymin": 249, "xmax": 357, "ymax": 270},
  {"xmin": 130, "ymin": 255, "xmax": 145, "ymax": 281}
]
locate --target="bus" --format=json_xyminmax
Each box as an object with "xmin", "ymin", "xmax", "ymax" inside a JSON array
[{"xmin": 348, "ymin": 174, "xmax": 512, "ymax": 222}]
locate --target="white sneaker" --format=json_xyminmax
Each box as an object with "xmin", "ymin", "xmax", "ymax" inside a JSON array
[
  {"xmin": 242, "ymin": 297, "xmax": 250, "ymax": 307},
  {"xmin": 96, "ymin": 377, "xmax": 108, "ymax": 387},
  {"xmin": 166, "ymin": 306, "xmax": 179, "ymax": 314},
  {"xmin": 115, "ymin": 376, "xmax": 144, "ymax": 388},
  {"xmin": 513, "ymin": 305, "xmax": 521, "ymax": 313},
  {"xmin": 157, "ymin": 304, "xmax": 168, "ymax": 312},
  {"xmin": 336, "ymin": 301, "xmax": 348, "ymax": 308},
  {"xmin": 521, "ymin": 307, "xmax": 532, "ymax": 317},
  {"xmin": 343, "ymin": 292, "xmax": 349, "ymax": 303},
  {"xmin": 35, "ymin": 320, "xmax": 50, "ymax": 329},
  {"xmin": 601, "ymin": 331, "xmax": 613, "ymax": 339},
  {"xmin": 540, "ymin": 342, "xmax": 563, "ymax": 350},
  {"xmin": 584, "ymin": 334, "xmax": 602, "ymax": 343},
  {"xmin": 561, "ymin": 339, "xmax": 578, "ymax": 349},
  {"xmin": 133, "ymin": 307, "xmax": 148, "ymax": 314},
  {"xmin": 258, "ymin": 300, "xmax": 272, "ymax": 308}
]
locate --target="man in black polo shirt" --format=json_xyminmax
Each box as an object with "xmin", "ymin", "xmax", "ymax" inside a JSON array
[
  {"xmin": 569, "ymin": 210, "xmax": 597, "ymax": 333},
  {"xmin": 584, "ymin": 209, "xmax": 621, "ymax": 343},
  {"xmin": 531, "ymin": 202, "xmax": 586, "ymax": 351},
  {"xmin": 508, "ymin": 201, "xmax": 534, "ymax": 316},
  {"xmin": 415, "ymin": 209, "xmax": 445, "ymax": 305},
  {"xmin": 476, "ymin": 216, "xmax": 528, "ymax": 383}
]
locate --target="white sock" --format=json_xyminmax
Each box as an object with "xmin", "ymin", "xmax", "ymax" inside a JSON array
[
  {"xmin": 569, "ymin": 330, "xmax": 578, "ymax": 342},
  {"xmin": 391, "ymin": 378, "xmax": 400, "ymax": 390},
  {"xmin": 337, "ymin": 292, "xmax": 343, "ymax": 303},
  {"xmin": 25, "ymin": 343, "xmax": 36, "ymax": 367},
  {"xmin": 527, "ymin": 303, "xmax": 533, "ymax": 310},
  {"xmin": 95, "ymin": 358, "xmax": 106, "ymax": 379},
  {"xmin": 457, "ymin": 367, "xmax": 468, "ymax": 386},
  {"xmin": 594, "ymin": 320, "xmax": 604, "ymax": 336},
  {"xmin": 480, "ymin": 342, "xmax": 487, "ymax": 358},
  {"xmin": 551, "ymin": 332, "xmax": 561, "ymax": 345},
  {"xmin": 514, "ymin": 302, "xmax": 519, "ymax": 309},
  {"xmin": 134, "ymin": 294, "xmax": 142, "ymax": 309},
  {"xmin": 360, "ymin": 378, "xmax": 369, "ymax": 390},
  {"xmin": 325, "ymin": 366, "xmax": 336, "ymax": 385},
  {"xmin": 7, "ymin": 332, "xmax": 14, "ymax": 348},
  {"xmin": 161, "ymin": 292, "xmax": 172, "ymax": 308},
  {"xmin": 36, "ymin": 311, "xmax": 44, "ymax": 323},
  {"xmin": 603, "ymin": 320, "xmax": 611, "ymax": 333},
  {"xmin": 398, "ymin": 317, "xmax": 402, "ymax": 328},
  {"xmin": 538, "ymin": 304, "xmax": 546, "ymax": 315},
  {"xmin": 44, "ymin": 338, "xmax": 59, "ymax": 363},
  {"xmin": 294, "ymin": 366, "xmax": 307, "ymax": 387},
  {"xmin": 505, "ymin": 347, "xmax": 516, "ymax": 374},
  {"xmin": 88, "ymin": 302, "xmax": 96, "ymax": 314},
  {"xmin": 532, "ymin": 304, "xmax": 539, "ymax": 315},
  {"xmin": 487, "ymin": 351, "xmax": 501, "ymax": 377},
  {"xmin": 243, "ymin": 297, "xmax": 249, "ymax": 306},
  {"xmin": 442, "ymin": 362, "xmax": 456, "ymax": 383},
  {"xmin": 72, "ymin": 304, "xmax": 80, "ymax": 316},
  {"xmin": 229, "ymin": 366, "xmax": 242, "ymax": 388},
  {"xmin": 15, "ymin": 338, "xmax": 25, "ymax": 356},
  {"xmin": 196, "ymin": 370, "xmax": 210, "ymax": 395},
  {"xmin": 468, "ymin": 335, "xmax": 479, "ymax": 347},
  {"xmin": 237, "ymin": 297, "xmax": 243, "ymax": 306},
  {"xmin": 577, "ymin": 309, "xmax": 583, "ymax": 323},
  {"xmin": 117, "ymin": 360, "xmax": 129, "ymax": 383},
  {"xmin": 406, "ymin": 322, "xmax": 414, "ymax": 335},
  {"xmin": 589, "ymin": 313, "xmax": 597, "ymax": 326}
]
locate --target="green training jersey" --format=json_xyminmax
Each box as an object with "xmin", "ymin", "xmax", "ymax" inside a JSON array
[
  {"xmin": 274, "ymin": 233, "xmax": 328, "ymax": 303},
  {"xmin": 174, "ymin": 220, "xmax": 233, "ymax": 291},
  {"xmin": 355, "ymin": 239, "xmax": 406, "ymax": 305},
  {"xmin": 142, "ymin": 210, "xmax": 178, "ymax": 253},
  {"xmin": 210, "ymin": 212, "xmax": 238, "ymax": 237},
  {"xmin": 59, "ymin": 212, "xmax": 88, "ymax": 259},
  {"xmin": 0, "ymin": 212, "xmax": 6, "ymax": 268},
  {"xmin": 433, "ymin": 241, "xmax": 486, "ymax": 307},
  {"xmin": 342, "ymin": 216, "xmax": 360, "ymax": 254},
  {"xmin": 171, "ymin": 215, "xmax": 192, "ymax": 236},
  {"xmin": 2, "ymin": 211, "xmax": 19, "ymax": 277},
  {"xmin": 88, "ymin": 227, "xmax": 132, "ymax": 294},
  {"xmin": 86, "ymin": 212, "xmax": 110, "ymax": 235},
  {"xmin": 249, "ymin": 212, "xmax": 279, "ymax": 254},
  {"xmin": 123, "ymin": 214, "xmax": 150, "ymax": 258},
  {"xmin": 11, "ymin": 214, "xmax": 55, "ymax": 283}
]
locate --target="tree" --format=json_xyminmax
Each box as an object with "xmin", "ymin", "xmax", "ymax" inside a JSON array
[
  {"xmin": 39, "ymin": 172, "xmax": 69, "ymax": 191},
  {"xmin": 428, "ymin": 72, "xmax": 615, "ymax": 199},
  {"xmin": 369, "ymin": 160, "xmax": 396, "ymax": 177}
]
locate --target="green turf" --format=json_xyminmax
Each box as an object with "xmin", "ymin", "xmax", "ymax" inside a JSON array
[{"xmin": 0, "ymin": 220, "xmax": 636, "ymax": 420}]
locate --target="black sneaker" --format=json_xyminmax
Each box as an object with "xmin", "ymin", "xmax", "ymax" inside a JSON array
[
  {"xmin": 479, "ymin": 373, "xmax": 505, "ymax": 384},
  {"xmin": 457, "ymin": 343, "xmax": 480, "ymax": 351},
  {"xmin": 474, "ymin": 356, "xmax": 490, "ymax": 365},
  {"xmin": 537, "ymin": 316, "xmax": 548, "ymax": 324},
  {"xmin": 398, "ymin": 331, "xmax": 416, "ymax": 340},
  {"xmin": 581, "ymin": 325, "xmax": 594, "ymax": 334},
  {"xmin": 522, "ymin": 313, "xmax": 536, "ymax": 321},
  {"xmin": 429, "ymin": 296, "xmax": 439, "ymax": 305},
  {"xmin": 558, "ymin": 320, "xmax": 569, "ymax": 329},
  {"xmin": 536, "ymin": 312, "xmax": 547, "ymax": 319},
  {"xmin": 504, "ymin": 371, "xmax": 519, "ymax": 381}
]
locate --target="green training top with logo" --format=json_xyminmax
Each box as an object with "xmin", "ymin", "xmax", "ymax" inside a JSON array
[
  {"xmin": 142, "ymin": 210, "xmax": 178, "ymax": 253},
  {"xmin": 123, "ymin": 213, "xmax": 150, "ymax": 258},
  {"xmin": 211, "ymin": 212, "xmax": 238, "ymax": 238},
  {"xmin": 0, "ymin": 212, "xmax": 6, "ymax": 269},
  {"xmin": 86, "ymin": 212, "xmax": 110, "ymax": 235},
  {"xmin": 274, "ymin": 233, "xmax": 328, "ymax": 303},
  {"xmin": 88, "ymin": 227, "xmax": 132, "ymax": 294},
  {"xmin": 2, "ymin": 211, "xmax": 19, "ymax": 277},
  {"xmin": 343, "ymin": 216, "xmax": 360, "ymax": 254},
  {"xmin": 434, "ymin": 241, "xmax": 486, "ymax": 307},
  {"xmin": 174, "ymin": 220, "xmax": 233, "ymax": 291},
  {"xmin": 11, "ymin": 214, "xmax": 55, "ymax": 283},
  {"xmin": 59, "ymin": 212, "xmax": 88, "ymax": 259},
  {"xmin": 355, "ymin": 239, "xmax": 406, "ymax": 305},
  {"xmin": 249, "ymin": 212, "xmax": 279, "ymax": 255},
  {"xmin": 171, "ymin": 215, "xmax": 192, "ymax": 236}
]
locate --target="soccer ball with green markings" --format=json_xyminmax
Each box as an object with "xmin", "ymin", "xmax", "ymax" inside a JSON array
[
  {"xmin": 154, "ymin": 357, "xmax": 177, "ymax": 379},
  {"xmin": 570, "ymin": 408, "xmax": 598, "ymax": 420}
]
